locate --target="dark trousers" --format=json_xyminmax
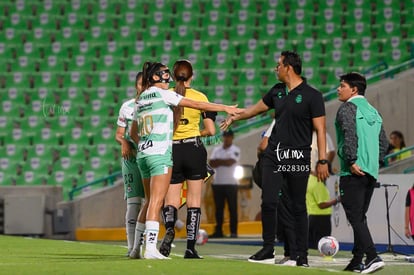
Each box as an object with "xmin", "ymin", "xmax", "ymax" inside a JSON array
[
  {"xmin": 308, "ymin": 215, "xmax": 332, "ymax": 249},
  {"xmin": 277, "ymin": 184, "xmax": 295, "ymax": 258},
  {"xmin": 212, "ymin": 184, "xmax": 238, "ymax": 235},
  {"xmin": 261, "ymin": 154, "xmax": 310, "ymax": 259},
  {"xmin": 340, "ymin": 174, "xmax": 378, "ymax": 260}
]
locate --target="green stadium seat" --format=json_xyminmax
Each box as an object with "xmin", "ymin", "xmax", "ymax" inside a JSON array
[
  {"xmin": 197, "ymin": 14, "xmax": 227, "ymax": 41},
  {"xmin": 61, "ymin": 127, "xmax": 93, "ymax": 147},
  {"xmin": 385, "ymin": 47, "xmax": 412, "ymax": 66},
  {"xmin": 33, "ymin": 0, "xmax": 65, "ymax": 17},
  {"xmin": 25, "ymin": 11, "xmax": 56, "ymax": 30},
  {"xmin": 1, "ymin": 0, "xmax": 410, "ymax": 196},
  {"xmin": 372, "ymin": 21, "xmax": 402, "ymax": 42},
  {"xmin": 316, "ymin": 21, "xmax": 342, "ymax": 42},
  {"xmin": 236, "ymin": 68, "xmax": 256, "ymax": 87},
  {"xmin": 92, "ymin": 127, "xmax": 115, "ymax": 146},
  {"xmin": 89, "ymin": 144, "xmax": 117, "ymax": 163},
  {"xmin": 259, "ymin": 0, "xmax": 280, "ymax": 11},
  {"xmin": 39, "ymin": 44, "xmax": 70, "ymax": 73},
  {"xmin": 0, "ymin": 171, "xmax": 12, "ymax": 185},
  {"xmin": 30, "ymin": 142, "xmax": 47, "ymax": 157},
  {"xmin": 30, "ymin": 127, "xmax": 62, "ymax": 146},
  {"xmin": 199, "ymin": 0, "xmax": 226, "ymax": 14},
  {"xmin": 257, "ymin": 23, "xmax": 284, "ymax": 41},
  {"xmin": 48, "ymin": 26, "xmax": 78, "ymax": 45},
  {"xmin": 23, "ymin": 171, "xmax": 49, "ymax": 185}
]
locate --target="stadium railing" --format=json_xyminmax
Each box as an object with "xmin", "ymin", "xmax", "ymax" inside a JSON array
[
  {"xmin": 68, "ymin": 171, "xmax": 121, "ymax": 200},
  {"xmin": 404, "ymin": 166, "xmax": 414, "ymax": 174},
  {"xmin": 323, "ymin": 57, "xmax": 414, "ymax": 101},
  {"xmin": 383, "ymin": 145, "xmax": 414, "ymax": 167}
]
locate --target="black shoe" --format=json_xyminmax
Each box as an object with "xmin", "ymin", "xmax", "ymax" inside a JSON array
[
  {"xmin": 248, "ymin": 247, "xmax": 274, "ymax": 263},
  {"xmin": 184, "ymin": 249, "xmax": 203, "ymax": 259},
  {"xmin": 296, "ymin": 256, "xmax": 309, "ymax": 267},
  {"xmin": 362, "ymin": 256, "xmax": 384, "ymax": 274},
  {"xmin": 344, "ymin": 258, "xmax": 364, "ymax": 272},
  {"xmin": 209, "ymin": 232, "xmax": 224, "ymax": 238},
  {"xmin": 230, "ymin": 233, "xmax": 238, "ymax": 238},
  {"xmin": 159, "ymin": 229, "xmax": 175, "ymax": 257}
]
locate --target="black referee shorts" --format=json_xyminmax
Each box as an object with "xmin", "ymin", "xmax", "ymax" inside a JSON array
[{"xmin": 171, "ymin": 137, "xmax": 207, "ymax": 184}]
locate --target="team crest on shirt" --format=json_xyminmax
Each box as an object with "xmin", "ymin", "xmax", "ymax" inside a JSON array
[
  {"xmin": 295, "ymin": 94, "xmax": 302, "ymax": 103},
  {"xmin": 277, "ymin": 91, "xmax": 283, "ymax": 99}
]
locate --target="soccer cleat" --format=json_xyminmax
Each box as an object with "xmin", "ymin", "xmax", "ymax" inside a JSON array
[
  {"xmin": 144, "ymin": 249, "xmax": 171, "ymax": 260},
  {"xmin": 159, "ymin": 229, "xmax": 175, "ymax": 257},
  {"xmin": 129, "ymin": 246, "xmax": 143, "ymax": 259},
  {"xmin": 184, "ymin": 249, "xmax": 203, "ymax": 259},
  {"xmin": 248, "ymin": 248, "xmax": 275, "ymax": 263},
  {"xmin": 344, "ymin": 258, "xmax": 365, "ymax": 272},
  {"xmin": 296, "ymin": 256, "xmax": 309, "ymax": 267},
  {"xmin": 361, "ymin": 256, "xmax": 385, "ymax": 274},
  {"xmin": 126, "ymin": 249, "xmax": 131, "ymax": 257}
]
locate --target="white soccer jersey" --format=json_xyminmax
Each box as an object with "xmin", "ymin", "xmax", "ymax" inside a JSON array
[
  {"xmin": 117, "ymin": 98, "xmax": 135, "ymax": 143},
  {"xmin": 133, "ymin": 86, "xmax": 183, "ymax": 157},
  {"xmin": 210, "ymin": 144, "xmax": 241, "ymax": 185}
]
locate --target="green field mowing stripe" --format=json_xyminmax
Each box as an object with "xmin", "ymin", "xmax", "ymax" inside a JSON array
[{"xmin": 0, "ymin": 235, "xmax": 412, "ymax": 275}]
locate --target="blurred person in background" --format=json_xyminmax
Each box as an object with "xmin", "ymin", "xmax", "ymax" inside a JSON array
[
  {"xmin": 388, "ymin": 130, "xmax": 411, "ymax": 162},
  {"xmin": 306, "ymin": 130, "xmax": 338, "ymax": 249},
  {"xmin": 209, "ymin": 129, "xmax": 241, "ymax": 239}
]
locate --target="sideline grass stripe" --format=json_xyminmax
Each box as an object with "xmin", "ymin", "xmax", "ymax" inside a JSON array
[{"xmin": 0, "ymin": 235, "xmax": 410, "ymax": 275}]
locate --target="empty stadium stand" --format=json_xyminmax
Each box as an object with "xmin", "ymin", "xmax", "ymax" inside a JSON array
[{"xmin": 0, "ymin": 0, "xmax": 413, "ymax": 199}]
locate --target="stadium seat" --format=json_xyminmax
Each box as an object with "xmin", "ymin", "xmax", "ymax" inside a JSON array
[
  {"xmin": 2, "ymin": 0, "xmax": 411, "ymax": 199},
  {"xmin": 0, "ymin": 171, "xmax": 12, "ymax": 185}
]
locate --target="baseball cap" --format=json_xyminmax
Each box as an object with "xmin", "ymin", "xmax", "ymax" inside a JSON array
[{"xmin": 222, "ymin": 129, "xmax": 234, "ymax": 136}]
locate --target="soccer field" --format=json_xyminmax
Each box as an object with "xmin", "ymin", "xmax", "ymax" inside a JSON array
[{"xmin": 0, "ymin": 235, "xmax": 412, "ymax": 275}]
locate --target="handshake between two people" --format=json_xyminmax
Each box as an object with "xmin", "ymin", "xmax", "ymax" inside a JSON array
[{"xmin": 220, "ymin": 111, "xmax": 245, "ymax": 131}]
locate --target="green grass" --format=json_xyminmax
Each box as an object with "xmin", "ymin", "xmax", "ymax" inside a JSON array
[{"xmin": 0, "ymin": 235, "xmax": 412, "ymax": 274}]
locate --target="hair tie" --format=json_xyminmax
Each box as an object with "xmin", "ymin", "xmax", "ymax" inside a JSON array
[{"xmin": 176, "ymin": 76, "xmax": 187, "ymax": 81}]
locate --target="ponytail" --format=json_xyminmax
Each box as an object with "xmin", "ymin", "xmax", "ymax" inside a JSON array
[{"xmin": 172, "ymin": 60, "xmax": 193, "ymax": 132}]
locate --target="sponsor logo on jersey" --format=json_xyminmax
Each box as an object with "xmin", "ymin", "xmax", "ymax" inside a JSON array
[
  {"xmin": 140, "ymin": 92, "xmax": 156, "ymax": 100},
  {"xmin": 138, "ymin": 139, "xmax": 153, "ymax": 151},
  {"xmin": 179, "ymin": 118, "xmax": 189, "ymax": 125},
  {"xmin": 137, "ymin": 102, "xmax": 153, "ymax": 110}
]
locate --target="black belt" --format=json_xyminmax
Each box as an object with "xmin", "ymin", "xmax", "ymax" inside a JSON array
[{"xmin": 173, "ymin": 137, "xmax": 200, "ymax": 144}]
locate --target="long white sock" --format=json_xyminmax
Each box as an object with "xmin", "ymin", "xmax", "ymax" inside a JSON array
[
  {"xmin": 145, "ymin": 220, "xmax": 160, "ymax": 251},
  {"xmin": 132, "ymin": 222, "xmax": 146, "ymax": 250}
]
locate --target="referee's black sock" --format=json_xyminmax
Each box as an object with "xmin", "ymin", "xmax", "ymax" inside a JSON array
[
  {"xmin": 186, "ymin": 207, "xmax": 201, "ymax": 250},
  {"xmin": 162, "ymin": 205, "xmax": 177, "ymax": 232}
]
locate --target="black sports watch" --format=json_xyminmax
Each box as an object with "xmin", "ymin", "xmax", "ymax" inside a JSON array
[{"xmin": 317, "ymin": 159, "xmax": 329, "ymax": 165}]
